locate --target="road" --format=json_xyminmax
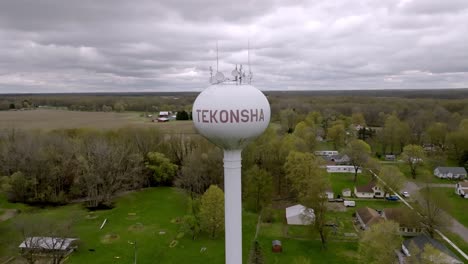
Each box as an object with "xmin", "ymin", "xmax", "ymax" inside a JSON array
[{"xmin": 403, "ymin": 181, "xmax": 468, "ymax": 244}]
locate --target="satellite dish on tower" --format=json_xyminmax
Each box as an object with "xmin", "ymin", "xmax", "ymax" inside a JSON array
[{"xmin": 215, "ymin": 72, "xmax": 225, "ymax": 82}]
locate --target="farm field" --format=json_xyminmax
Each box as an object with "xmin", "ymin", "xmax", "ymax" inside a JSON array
[{"xmin": 0, "ymin": 109, "xmax": 196, "ymax": 133}]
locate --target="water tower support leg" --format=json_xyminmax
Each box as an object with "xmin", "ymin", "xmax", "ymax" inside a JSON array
[{"xmin": 223, "ymin": 149, "xmax": 242, "ymax": 264}]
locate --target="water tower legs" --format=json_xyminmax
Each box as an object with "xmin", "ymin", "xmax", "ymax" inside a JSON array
[{"xmin": 223, "ymin": 149, "xmax": 243, "ymax": 264}]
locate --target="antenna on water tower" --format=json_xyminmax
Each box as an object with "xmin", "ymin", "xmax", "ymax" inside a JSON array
[{"xmin": 193, "ymin": 43, "xmax": 270, "ymax": 264}]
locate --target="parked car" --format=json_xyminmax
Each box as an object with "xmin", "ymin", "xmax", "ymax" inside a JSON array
[
  {"xmin": 401, "ymin": 191, "xmax": 410, "ymax": 198},
  {"xmin": 386, "ymin": 195, "xmax": 400, "ymax": 201}
]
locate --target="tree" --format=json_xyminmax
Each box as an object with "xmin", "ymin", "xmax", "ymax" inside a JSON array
[
  {"xmin": 280, "ymin": 108, "xmax": 299, "ymax": 133},
  {"xmin": 401, "ymin": 145, "xmax": 425, "ymax": 179},
  {"xmin": 284, "ymin": 151, "xmax": 330, "ymax": 248},
  {"xmin": 244, "ymin": 165, "xmax": 273, "ymax": 213},
  {"xmin": 180, "ymin": 214, "xmax": 200, "ymax": 240},
  {"xmin": 248, "ymin": 240, "xmax": 264, "ymax": 264},
  {"xmin": 344, "ymin": 139, "xmax": 371, "ymax": 183},
  {"xmin": 113, "ymin": 101, "xmax": 125, "ymax": 112},
  {"xmin": 199, "ymin": 185, "xmax": 224, "ymax": 239},
  {"xmin": 378, "ymin": 166, "xmax": 405, "ymax": 197},
  {"xmin": 351, "ymin": 112, "xmax": 366, "ymax": 126},
  {"xmin": 380, "ymin": 114, "xmax": 410, "ymax": 154},
  {"xmin": 327, "ymin": 122, "xmax": 346, "ymax": 149},
  {"xmin": 426, "ymin": 122, "xmax": 447, "ymax": 149},
  {"xmin": 176, "ymin": 110, "xmax": 189, "ymax": 120},
  {"xmin": 358, "ymin": 221, "xmax": 402, "ymax": 264},
  {"xmin": 145, "ymin": 152, "xmax": 178, "ymax": 186},
  {"xmin": 416, "ymin": 185, "xmax": 451, "ymax": 238},
  {"xmin": 293, "ymin": 121, "xmax": 316, "ymax": 152}
]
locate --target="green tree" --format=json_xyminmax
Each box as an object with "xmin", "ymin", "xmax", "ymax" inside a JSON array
[
  {"xmin": 416, "ymin": 185, "xmax": 451, "ymax": 238},
  {"xmin": 344, "ymin": 139, "xmax": 371, "ymax": 183},
  {"xmin": 380, "ymin": 114, "xmax": 410, "ymax": 154},
  {"xmin": 145, "ymin": 152, "xmax": 178, "ymax": 185},
  {"xmin": 180, "ymin": 214, "xmax": 200, "ymax": 240},
  {"xmin": 113, "ymin": 101, "xmax": 125, "ymax": 112},
  {"xmin": 426, "ymin": 122, "xmax": 447, "ymax": 149},
  {"xmin": 284, "ymin": 151, "xmax": 330, "ymax": 248},
  {"xmin": 327, "ymin": 122, "xmax": 346, "ymax": 149},
  {"xmin": 248, "ymin": 240, "xmax": 264, "ymax": 264},
  {"xmin": 358, "ymin": 221, "xmax": 402, "ymax": 264},
  {"xmin": 199, "ymin": 185, "xmax": 224, "ymax": 239},
  {"xmin": 176, "ymin": 110, "xmax": 189, "ymax": 120},
  {"xmin": 280, "ymin": 108, "xmax": 299, "ymax": 133},
  {"xmin": 244, "ymin": 165, "xmax": 273, "ymax": 213},
  {"xmin": 293, "ymin": 121, "xmax": 316, "ymax": 152},
  {"xmin": 352, "ymin": 112, "xmax": 366, "ymax": 126},
  {"xmin": 378, "ymin": 166, "xmax": 405, "ymax": 197},
  {"xmin": 401, "ymin": 145, "xmax": 425, "ymax": 179}
]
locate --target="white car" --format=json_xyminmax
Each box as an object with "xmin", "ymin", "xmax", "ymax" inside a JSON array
[{"xmin": 401, "ymin": 191, "xmax": 410, "ymax": 198}]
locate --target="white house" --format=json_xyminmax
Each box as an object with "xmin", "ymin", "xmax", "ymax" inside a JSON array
[
  {"xmin": 157, "ymin": 111, "xmax": 171, "ymax": 122},
  {"xmin": 455, "ymin": 182, "xmax": 468, "ymax": 198},
  {"xmin": 314, "ymin": 150, "xmax": 339, "ymax": 157},
  {"xmin": 342, "ymin": 188, "xmax": 351, "ymax": 197},
  {"xmin": 325, "ymin": 189, "xmax": 334, "ymax": 200},
  {"xmin": 285, "ymin": 204, "xmax": 315, "ymax": 225},
  {"xmin": 434, "ymin": 167, "xmax": 467, "ymax": 179},
  {"xmin": 326, "ymin": 165, "xmax": 361, "ymax": 173},
  {"xmin": 354, "ymin": 181, "xmax": 384, "ymax": 198}
]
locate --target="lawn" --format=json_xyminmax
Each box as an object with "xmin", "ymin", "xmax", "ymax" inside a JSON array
[
  {"xmin": 0, "ymin": 188, "xmax": 257, "ymax": 264},
  {"xmin": 328, "ymin": 172, "xmax": 372, "ymax": 196},
  {"xmin": 430, "ymin": 188, "xmax": 468, "ymax": 228}
]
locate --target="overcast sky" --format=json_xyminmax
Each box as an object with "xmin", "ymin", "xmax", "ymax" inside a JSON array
[{"xmin": 1, "ymin": 0, "xmax": 468, "ymax": 93}]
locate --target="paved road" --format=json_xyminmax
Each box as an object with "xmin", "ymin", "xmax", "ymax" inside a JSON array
[{"xmin": 403, "ymin": 181, "xmax": 468, "ymax": 244}]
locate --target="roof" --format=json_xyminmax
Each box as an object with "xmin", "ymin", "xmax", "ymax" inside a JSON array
[
  {"xmin": 19, "ymin": 237, "xmax": 78, "ymax": 250},
  {"xmin": 383, "ymin": 208, "xmax": 420, "ymax": 227},
  {"xmin": 356, "ymin": 207, "xmax": 383, "ymax": 227},
  {"xmin": 435, "ymin": 167, "xmax": 467, "ymax": 175},
  {"xmin": 355, "ymin": 181, "xmax": 377, "ymax": 193},
  {"xmin": 342, "ymin": 188, "xmax": 351, "ymax": 192},
  {"xmin": 286, "ymin": 204, "xmax": 314, "ymax": 219},
  {"xmin": 457, "ymin": 182, "xmax": 468, "ymax": 188},
  {"xmin": 403, "ymin": 235, "xmax": 461, "ymax": 262}
]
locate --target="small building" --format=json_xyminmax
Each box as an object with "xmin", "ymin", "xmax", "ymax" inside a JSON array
[
  {"xmin": 401, "ymin": 235, "xmax": 463, "ymax": 264},
  {"xmin": 326, "ymin": 165, "xmax": 361, "ymax": 173},
  {"xmin": 384, "ymin": 155, "xmax": 396, "ymax": 161},
  {"xmin": 325, "ymin": 154, "xmax": 351, "ymax": 165},
  {"xmin": 455, "ymin": 182, "xmax": 468, "ymax": 198},
  {"xmin": 285, "ymin": 204, "xmax": 315, "ymax": 225},
  {"xmin": 314, "ymin": 150, "xmax": 339, "ymax": 157},
  {"xmin": 156, "ymin": 111, "xmax": 171, "ymax": 122},
  {"xmin": 272, "ymin": 240, "xmax": 282, "ymax": 253},
  {"xmin": 354, "ymin": 181, "xmax": 384, "ymax": 198},
  {"xmin": 355, "ymin": 207, "xmax": 383, "ymax": 230},
  {"xmin": 19, "ymin": 237, "xmax": 79, "ymax": 256},
  {"xmin": 382, "ymin": 208, "xmax": 423, "ymax": 236},
  {"xmin": 434, "ymin": 167, "xmax": 467, "ymax": 179},
  {"xmin": 325, "ymin": 189, "xmax": 334, "ymax": 200},
  {"xmin": 342, "ymin": 188, "xmax": 351, "ymax": 197}
]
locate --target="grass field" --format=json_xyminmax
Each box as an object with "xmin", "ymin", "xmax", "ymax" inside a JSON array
[
  {"xmin": 429, "ymin": 188, "xmax": 468, "ymax": 228},
  {"xmin": 328, "ymin": 172, "xmax": 372, "ymax": 196},
  {"xmin": 0, "ymin": 109, "xmax": 196, "ymax": 133},
  {"xmin": 0, "ymin": 188, "xmax": 257, "ymax": 264}
]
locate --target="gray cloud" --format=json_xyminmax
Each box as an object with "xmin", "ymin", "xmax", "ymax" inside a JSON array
[{"xmin": 0, "ymin": 0, "xmax": 467, "ymax": 93}]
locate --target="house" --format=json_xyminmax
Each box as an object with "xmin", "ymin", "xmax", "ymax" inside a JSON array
[
  {"xmin": 156, "ymin": 111, "xmax": 171, "ymax": 122},
  {"xmin": 342, "ymin": 188, "xmax": 351, "ymax": 197},
  {"xmin": 401, "ymin": 235, "xmax": 463, "ymax": 264},
  {"xmin": 385, "ymin": 155, "xmax": 396, "ymax": 161},
  {"xmin": 355, "ymin": 207, "xmax": 383, "ymax": 230},
  {"xmin": 323, "ymin": 154, "xmax": 350, "ymax": 165},
  {"xmin": 354, "ymin": 181, "xmax": 384, "ymax": 198},
  {"xmin": 326, "ymin": 165, "xmax": 361, "ymax": 173},
  {"xmin": 285, "ymin": 204, "xmax": 315, "ymax": 225},
  {"xmin": 314, "ymin": 150, "xmax": 339, "ymax": 157},
  {"xmin": 455, "ymin": 182, "xmax": 468, "ymax": 198},
  {"xmin": 19, "ymin": 237, "xmax": 79, "ymax": 255},
  {"xmin": 434, "ymin": 167, "xmax": 467, "ymax": 179},
  {"xmin": 382, "ymin": 208, "xmax": 423, "ymax": 236},
  {"xmin": 325, "ymin": 189, "xmax": 334, "ymax": 200}
]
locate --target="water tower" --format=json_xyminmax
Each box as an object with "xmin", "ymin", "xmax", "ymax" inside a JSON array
[{"xmin": 192, "ymin": 47, "xmax": 270, "ymax": 264}]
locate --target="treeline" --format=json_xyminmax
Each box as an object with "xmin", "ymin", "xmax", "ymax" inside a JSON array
[{"xmin": 0, "ymin": 127, "xmax": 220, "ymax": 207}]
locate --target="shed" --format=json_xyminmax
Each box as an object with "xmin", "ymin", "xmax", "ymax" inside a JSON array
[
  {"xmin": 272, "ymin": 240, "xmax": 282, "ymax": 253},
  {"xmin": 285, "ymin": 204, "xmax": 315, "ymax": 225},
  {"xmin": 342, "ymin": 188, "xmax": 351, "ymax": 197}
]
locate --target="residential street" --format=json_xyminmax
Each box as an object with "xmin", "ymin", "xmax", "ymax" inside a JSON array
[{"xmin": 403, "ymin": 181, "xmax": 468, "ymax": 244}]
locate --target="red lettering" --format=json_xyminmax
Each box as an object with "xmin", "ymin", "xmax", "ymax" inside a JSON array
[
  {"xmin": 220, "ymin": 110, "xmax": 229, "ymax": 123},
  {"xmin": 230, "ymin": 110, "xmax": 239, "ymax": 123},
  {"xmin": 210, "ymin": 110, "xmax": 218, "ymax": 123},
  {"xmin": 202, "ymin": 110, "xmax": 209, "ymax": 123},
  {"xmin": 250, "ymin": 109, "xmax": 258, "ymax": 122},
  {"xmin": 241, "ymin": 110, "xmax": 249, "ymax": 122}
]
